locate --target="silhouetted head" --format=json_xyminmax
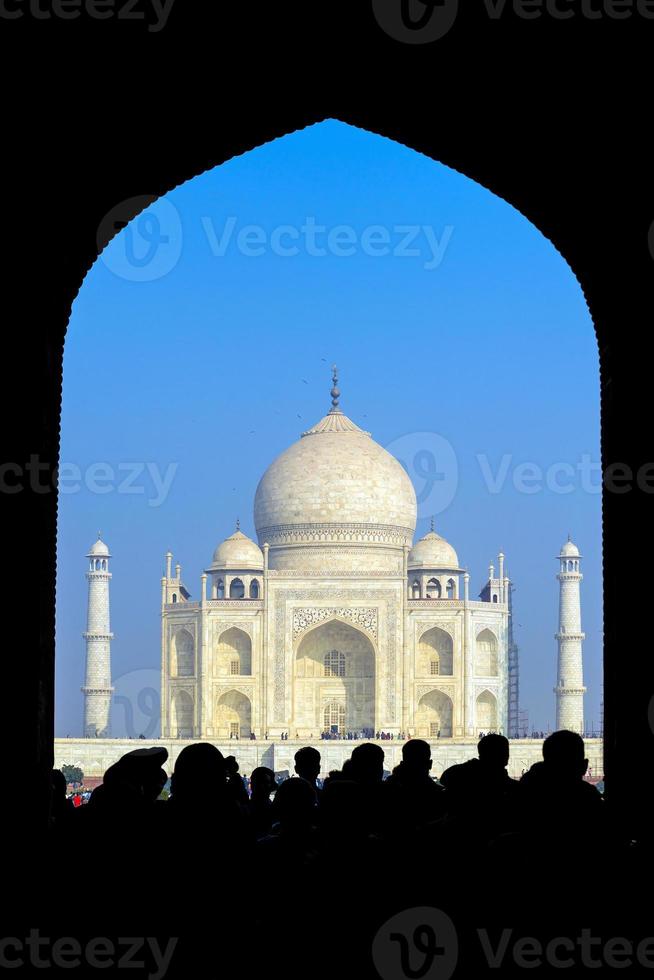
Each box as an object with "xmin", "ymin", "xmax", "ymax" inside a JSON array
[
  {"xmin": 294, "ymin": 746, "xmax": 321, "ymax": 784},
  {"xmin": 401, "ymin": 739, "xmax": 432, "ymax": 774},
  {"xmin": 478, "ymin": 733, "xmax": 510, "ymax": 769},
  {"xmin": 272, "ymin": 777, "xmax": 317, "ymax": 832},
  {"xmin": 224, "ymin": 755, "xmax": 239, "ymax": 775},
  {"xmin": 104, "ymin": 746, "xmax": 168, "ymax": 804},
  {"xmin": 250, "ymin": 766, "xmax": 276, "ymax": 798},
  {"xmin": 350, "ymin": 743, "xmax": 385, "ymax": 785},
  {"xmin": 51, "ymin": 769, "xmax": 68, "ymax": 800},
  {"xmin": 542, "ymin": 730, "xmax": 588, "ymax": 778},
  {"xmin": 171, "ymin": 742, "xmax": 226, "ymax": 802}
]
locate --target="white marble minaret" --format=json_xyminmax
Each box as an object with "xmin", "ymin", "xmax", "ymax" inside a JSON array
[
  {"xmin": 554, "ymin": 536, "xmax": 586, "ymax": 733},
  {"xmin": 82, "ymin": 535, "xmax": 114, "ymax": 737}
]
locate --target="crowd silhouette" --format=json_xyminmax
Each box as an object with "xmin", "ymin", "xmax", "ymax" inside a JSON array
[{"xmin": 44, "ymin": 732, "xmax": 644, "ymax": 978}]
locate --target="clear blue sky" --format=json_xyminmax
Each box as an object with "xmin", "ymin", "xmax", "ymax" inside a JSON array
[{"xmin": 55, "ymin": 120, "xmax": 602, "ymax": 738}]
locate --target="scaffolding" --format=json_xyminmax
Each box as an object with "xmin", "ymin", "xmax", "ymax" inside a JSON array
[{"xmin": 507, "ymin": 581, "xmax": 520, "ymax": 737}]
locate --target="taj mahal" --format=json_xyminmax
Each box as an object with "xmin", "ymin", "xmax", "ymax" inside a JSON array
[{"xmin": 58, "ymin": 372, "xmax": 598, "ymax": 779}]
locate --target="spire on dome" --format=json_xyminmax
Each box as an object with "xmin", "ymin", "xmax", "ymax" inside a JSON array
[
  {"xmin": 330, "ymin": 364, "xmax": 340, "ymax": 412},
  {"xmin": 300, "ymin": 366, "xmax": 370, "ymax": 437},
  {"xmin": 236, "ymin": 517, "xmax": 240, "ymax": 531},
  {"xmin": 430, "ymin": 515, "xmax": 435, "ymax": 532}
]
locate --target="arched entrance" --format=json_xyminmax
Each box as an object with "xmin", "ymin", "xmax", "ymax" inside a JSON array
[
  {"xmin": 415, "ymin": 690, "xmax": 453, "ymax": 739},
  {"xmin": 294, "ymin": 620, "xmax": 375, "ymax": 737},
  {"xmin": 171, "ymin": 689, "xmax": 194, "ymax": 738},
  {"xmin": 215, "ymin": 689, "xmax": 252, "ymax": 739},
  {"xmin": 476, "ymin": 690, "xmax": 498, "ymax": 733}
]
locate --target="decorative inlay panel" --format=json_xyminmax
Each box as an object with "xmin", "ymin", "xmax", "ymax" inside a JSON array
[
  {"xmin": 416, "ymin": 621, "xmax": 455, "ymax": 638},
  {"xmin": 213, "ymin": 683, "xmax": 255, "ymax": 700},
  {"xmin": 293, "ymin": 607, "xmax": 378, "ymax": 640},
  {"xmin": 416, "ymin": 684, "xmax": 456, "ymax": 700},
  {"xmin": 212, "ymin": 621, "xmax": 254, "ymax": 640}
]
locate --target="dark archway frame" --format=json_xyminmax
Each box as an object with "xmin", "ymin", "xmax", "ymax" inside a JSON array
[{"xmin": 13, "ymin": 103, "xmax": 648, "ymax": 845}]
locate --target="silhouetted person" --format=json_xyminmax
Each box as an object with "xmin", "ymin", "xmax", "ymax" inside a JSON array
[
  {"xmin": 347, "ymin": 743, "xmax": 385, "ymax": 835},
  {"xmin": 224, "ymin": 754, "xmax": 249, "ymax": 807},
  {"xmin": 294, "ymin": 746, "xmax": 322, "ymax": 796},
  {"xmin": 66, "ymin": 747, "xmax": 169, "ymax": 936},
  {"xmin": 249, "ymin": 766, "xmax": 276, "ymax": 838},
  {"xmin": 383, "ymin": 739, "xmax": 446, "ymax": 835},
  {"xmin": 257, "ymin": 778, "xmax": 319, "ymax": 883},
  {"xmin": 350, "ymin": 742, "xmax": 384, "ymax": 784},
  {"xmin": 165, "ymin": 743, "xmax": 253, "ymax": 971},
  {"xmin": 519, "ymin": 730, "xmax": 604, "ymax": 842},
  {"xmin": 436, "ymin": 734, "xmax": 519, "ymax": 848}
]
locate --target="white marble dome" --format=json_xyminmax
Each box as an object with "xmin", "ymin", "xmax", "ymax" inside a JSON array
[
  {"xmin": 408, "ymin": 529, "xmax": 459, "ymax": 570},
  {"xmin": 211, "ymin": 528, "xmax": 263, "ymax": 570},
  {"xmin": 87, "ymin": 537, "xmax": 110, "ymax": 557},
  {"xmin": 560, "ymin": 537, "xmax": 580, "ymax": 557},
  {"xmin": 253, "ymin": 404, "xmax": 417, "ymax": 571}
]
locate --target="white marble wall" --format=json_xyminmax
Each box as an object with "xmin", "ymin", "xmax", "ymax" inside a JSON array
[{"xmin": 54, "ymin": 736, "xmax": 604, "ymax": 782}]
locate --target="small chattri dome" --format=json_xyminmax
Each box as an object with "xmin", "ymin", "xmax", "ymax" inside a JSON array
[
  {"xmin": 408, "ymin": 529, "xmax": 459, "ymax": 570},
  {"xmin": 560, "ymin": 536, "xmax": 580, "ymax": 557},
  {"xmin": 211, "ymin": 527, "xmax": 264, "ymax": 570},
  {"xmin": 87, "ymin": 535, "xmax": 110, "ymax": 557}
]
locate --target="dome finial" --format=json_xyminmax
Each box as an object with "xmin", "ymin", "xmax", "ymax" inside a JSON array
[
  {"xmin": 330, "ymin": 364, "xmax": 340, "ymax": 411},
  {"xmin": 236, "ymin": 516, "xmax": 240, "ymax": 531},
  {"xmin": 430, "ymin": 515, "xmax": 435, "ymax": 533},
  {"xmin": 97, "ymin": 530, "xmax": 102, "ymax": 540}
]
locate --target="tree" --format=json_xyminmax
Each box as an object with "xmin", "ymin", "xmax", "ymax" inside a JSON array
[{"xmin": 60, "ymin": 764, "xmax": 84, "ymax": 787}]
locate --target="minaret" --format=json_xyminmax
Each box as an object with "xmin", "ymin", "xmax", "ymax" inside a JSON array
[
  {"xmin": 555, "ymin": 536, "xmax": 586, "ymax": 733},
  {"xmin": 82, "ymin": 534, "xmax": 114, "ymax": 737}
]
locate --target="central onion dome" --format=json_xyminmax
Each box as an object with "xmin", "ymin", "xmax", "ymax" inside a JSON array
[{"xmin": 254, "ymin": 369, "xmax": 417, "ymax": 571}]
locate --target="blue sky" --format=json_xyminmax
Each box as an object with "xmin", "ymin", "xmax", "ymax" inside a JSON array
[{"xmin": 56, "ymin": 119, "xmax": 602, "ymax": 738}]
